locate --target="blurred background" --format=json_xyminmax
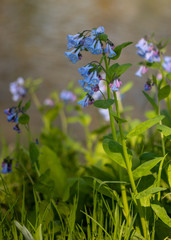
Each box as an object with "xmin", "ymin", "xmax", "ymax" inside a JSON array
[{"xmin": 0, "ymin": 0, "xmax": 171, "ymax": 144}]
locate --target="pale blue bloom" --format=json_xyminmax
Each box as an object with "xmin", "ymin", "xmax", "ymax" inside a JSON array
[{"xmin": 78, "ymin": 64, "xmax": 93, "ymax": 77}]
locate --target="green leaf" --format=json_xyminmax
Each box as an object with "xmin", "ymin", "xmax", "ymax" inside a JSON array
[
  {"xmin": 120, "ymin": 81, "xmax": 133, "ymax": 95},
  {"xmin": 114, "ymin": 63, "xmax": 132, "ymax": 77},
  {"xmin": 142, "ymin": 91, "xmax": 158, "ymax": 112},
  {"xmin": 166, "ymin": 72, "xmax": 171, "ymax": 80},
  {"xmin": 156, "ymin": 124, "xmax": 171, "ymax": 139},
  {"xmin": 151, "ymin": 201, "xmax": 171, "ymax": 227},
  {"xmin": 34, "ymin": 169, "xmax": 55, "ymax": 197},
  {"xmin": 146, "ymin": 62, "xmax": 161, "ymax": 69},
  {"xmin": 103, "ymin": 138, "xmax": 132, "ymax": 169},
  {"xmin": 167, "ymin": 163, "xmax": 171, "ymax": 188},
  {"xmin": 23, "ymin": 100, "xmax": 31, "ymax": 112},
  {"xmin": 111, "ymin": 41, "xmax": 133, "ymax": 60},
  {"xmin": 38, "ymin": 146, "xmax": 67, "ymax": 198},
  {"xmin": 136, "ymin": 187, "xmax": 166, "ymax": 199},
  {"xmin": 126, "ymin": 115, "xmax": 165, "ymax": 138},
  {"xmin": 132, "ymin": 157, "xmax": 163, "ymax": 181},
  {"xmin": 94, "ymin": 99, "xmax": 114, "ymax": 109},
  {"xmin": 34, "ymin": 225, "xmax": 43, "ymax": 240},
  {"xmin": 19, "ymin": 114, "xmax": 30, "ymax": 125},
  {"xmin": 29, "ymin": 142, "xmax": 39, "ymax": 168},
  {"xmin": 99, "ymin": 33, "xmax": 108, "ymax": 42},
  {"xmin": 158, "ymin": 85, "xmax": 170, "ymax": 101},
  {"xmin": 108, "ymin": 63, "xmax": 119, "ymax": 80}
]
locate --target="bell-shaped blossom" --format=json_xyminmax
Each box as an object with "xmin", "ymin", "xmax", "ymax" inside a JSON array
[
  {"xmin": 78, "ymin": 64, "xmax": 93, "ymax": 77},
  {"xmin": 96, "ymin": 26, "xmax": 105, "ymax": 34},
  {"xmin": 78, "ymin": 95, "xmax": 94, "ymax": 107},
  {"xmin": 65, "ymin": 48, "xmax": 81, "ymax": 64},
  {"xmin": 87, "ymin": 40, "xmax": 96, "ymax": 53},
  {"xmin": 110, "ymin": 79, "xmax": 122, "ymax": 92},
  {"xmin": 4, "ymin": 108, "xmax": 19, "ymax": 123},
  {"xmin": 13, "ymin": 124, "xmax": 21, "ymax": 133},
  {"xmin": 84, "ymin": 36, "xmax": 96, "ymax": 48},
  {"xmin": 94, "ymin": 40, "xmax": 103, "ymax": 55},
  {"xmin": 108, "ymin": 45, "xmax": 117, "ymax": 58},
  {"xmin": 60, "ymin": 90, "xmax": 76, "ymax": 102},
  {"xmin": 9, "ymin": 77, "xmax": 27, "ymax": 101},
  {"xmin": 135, "ymin": 66, "xmax": 149, "ymax": 77},
  {"xmin": 67, "ymin": 34, "xmax": 81, "ymax": 49}
]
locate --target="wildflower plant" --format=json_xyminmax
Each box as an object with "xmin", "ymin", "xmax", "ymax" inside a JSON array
[{"xmin": 65, "ymin": 27, "xmax": 171, "ymax": 239}]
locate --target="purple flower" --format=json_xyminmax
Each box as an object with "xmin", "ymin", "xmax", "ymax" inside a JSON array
[
  {"xmin": 60, "ymin": 90, "xmax": 76, "ymax": 102},
  {"xmin": 4, "ymin": 108, "xmax": 18, "ymax": 123},
  {"xmin": 144, "ymin": 82, "xmax": 153, "ymax": 91},
  {"xmin": 162, "ymin": 56, "xmax": 171, "ymax": 73},
  {"xmin": 135, "ymin": 66, "xmax": 149, "ymax": 77},
  {"xmin": 9, "ymin": 77, "xmax": 27, "ymax": 101},
  {"xmin": 1, "ymin": 157, "xmax": 12, "ymax": 174},
  {"xmin": 136, "ymin": 38, "xmax": 160, "ymax": 63},
  {"xmin": 13, "ymin": 124, "xmax": 21, "ymax": 133}
]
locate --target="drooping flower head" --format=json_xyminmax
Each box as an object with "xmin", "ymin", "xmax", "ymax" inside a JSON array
[
  {"xmin": 60, "ymin": 90, "xmax": 76, "ymax": 102},
  {"xmin": 135, "ymin": 38, "xmax": 160, "ymax": 63},
  {"xmin": 135, "ymin": 66, "xmax": 149, "ymax": 77},
  {"xmin": 109, "ymin": 79, "xmax": 122, "ymax": 92},
  {"xmin": 10, "ymin": 77, "xmax": 27, "ymax": 101},
  {"xmin": 78, "ymin": 94, "xmax": 94, "ymax": 107}
]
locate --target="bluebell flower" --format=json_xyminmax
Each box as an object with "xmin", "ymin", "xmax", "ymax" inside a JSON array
[
  {"xmin": 108, "ymin": 45, "xmax": 117, "ymax": 58},
  {"xmin": 84, "ymin": 36, "xmax": 96, "ymax": 48},
  {"xmin": 110, "ymin": 79, "xmax": 122, "ymax": 92},
  {"xmin": 135, "ymin": 66, "xmax": 148, "ymax": 77},
  {"xmin": 60, "ymin": 90, "xmax": 76, "ymax": 102},
  {"xmin": 67, "ymin": 33, "xmax": 80, "ymax": 49},
  {"xmin": 78, "ymin": 64, "xmax": 93, "ymax": 77},
  {"xmin": 65, "ymin": 49, "xmax": 81, "ymax": 64},
  {"xmin": 96, "ymin": 26, "xmax": 105, "ymax": 34},
  {"xmin": 90, "ymin": 71, "xmax": 100, "ymax": 85},
  {"xmin": 4, "ymin": 108, "xmax": 19, "ymax": 123},
  {"xmin": 87, "ymin": 40, "xmax": 96, "ymax": 53},
  {"xmin": 78, "ymin": 94, "xmax": 94, "ymax": 107},
  {"xmin": 94, "ymin": 40, "xmax": 103, "ymax": 55},
  {"xmin": 13, "ymin": 124, "xmax": 21, "ymax": 133}
]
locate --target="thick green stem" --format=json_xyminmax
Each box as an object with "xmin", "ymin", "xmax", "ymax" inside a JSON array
[{"xmin": 113, "ymin": 91, "xmax": 147, "ymax": 238}]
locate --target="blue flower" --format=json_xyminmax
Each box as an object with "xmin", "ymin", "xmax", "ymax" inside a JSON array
[
  {"xmin": 162, "ymin": 56, "xmax": 171, "ymax": 73},
  {"xmin": 87, "ymin": 40, "xmax": 96, "ymax": 53},
  {"xmin": 67, "ymin": 34, "xmax": 80, "ymax": 49},
  {"xmin": 135, "ymin": 66, "xmax": 148, "ymax": 77},
  {"xmin": 60, "ymin": 90, "xmax": 76, "ymax": 102},
  {"xmin": 108, "ymin": 45, "xmax": 117, "ymax": 58},
  {"xmin": 96, "ymin": 26, "xmax": 105, "ymax": 34},
  {"xmin": 13, "ymin": 124, "xmax": 21, "ymax": 133},
  {"xmin": 94, "ymin": 40, "xmax": 103, "ymax": 55},
  {"xmin": 78, "ymin": 64, "xmax": 93, "ymax": 77},
  {"xmin": 65, "ymin": 49, "xmax": 81, "ymax": 64},
  {"xmin": 84, "ymin": 36, "xmax": 96, "ymax": 48},
  {"xmin": 89, "ymin": 71, "xmax": 100, "ymax": 86},
  {"xmin": 78, "ymin": 95, "xmax": 94, "ymax": 107}
]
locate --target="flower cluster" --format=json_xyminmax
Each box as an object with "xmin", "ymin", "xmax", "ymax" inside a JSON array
[
  {"xmin": 65, "ymin": 26, "xmax": 116, "ymax": 64},
  {"xmin": 135, "ymin": 38, "xmax": 160, "ymax": 63},
  {"xmin": 60, "ymin": 90, "xmax": 76, "ymax": 102},
  {"xmin": 4, "ymin": 106, "xmax": 26, "ymax": 133},
  {"xmin": 10, "ymin": 77, "xmax": 27, "ymax": 101},
  {"xmin": 1, "ymin": 157, "xmax": 13, "ymax": 174}
]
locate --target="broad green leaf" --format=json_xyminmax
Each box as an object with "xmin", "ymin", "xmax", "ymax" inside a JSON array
[
  {"xmin": 19, "ymin": 114, "xmax": 30, "ymax": 125},
  {"xmin": 114, "ymin": 63, "xmax": 132, "ymax": 77},
  {"xmin": 136, "ymin": 187, "xmax": 166, "ymax": 199},
  {"xmin": 166, "ymin": 72, "xmax": 171, "ymax": 80},
  {"xmin": 29, "ymin": 142, "xmax": 39, "ymax": 168},
  {"xmin": 23, "ymin": 100, "xmax": 31, "ymax": 112},
  {"xmin": 156, "ymin": 124, "xmax": 171, "ymax": 139},
  {"xmin": 94, "ymin": 99, "xmax": 114, "ymax": 109},
  {"xmin": 151, "ymin": 201, "xmax": 171, "ymax": 227},
  {"xmin": 34, "ymin": 224, "xmax": 43, "ymax": 240},
  {"xmin": 142, "ymin": 91, "xmax": 158, "ymax": 112},
  {"xmin": 158, "ymin": 85, "xmax": 170, "ymax": 101},
  {"xmin": 34, "ymin": 169, "xmax": 55, "ymax": 197},
  {"xmin": 132, "ymin": 157, "xmax": 163, "ymax": 181},
  {"xmin": 103, "ymin": 138, "xmax": 132, "ymax": 169},
  {"xmin": 39, "ymin": 146, "xmax": 67, "ymax": 198},
  {"xmin": 126, "ymin": 115, "xmax": 165, "ymax": 138},
  {"xmin": 111, "ymin": 41, "xmax": 133, "ymax": 60},
  {"xmin": 120, "ymin": 81, "xmax": 133, "ymax": 95},
  {"xmin": 107, "ymin": 63, "xmax": 119, "ymax": 80},
  {"xmin": 146, "ymin": 62, "xmax": 160, "ymax": 69}
]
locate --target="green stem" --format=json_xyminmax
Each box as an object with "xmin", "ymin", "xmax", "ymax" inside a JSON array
[{"xmin": 113, "ymin": 91, "xmax": 147, "ymax": 238}]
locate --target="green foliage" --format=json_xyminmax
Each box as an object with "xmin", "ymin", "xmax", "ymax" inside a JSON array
[{"xmin": 94, "ymin": 99, "xmax": 114, "ymax": 109}]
